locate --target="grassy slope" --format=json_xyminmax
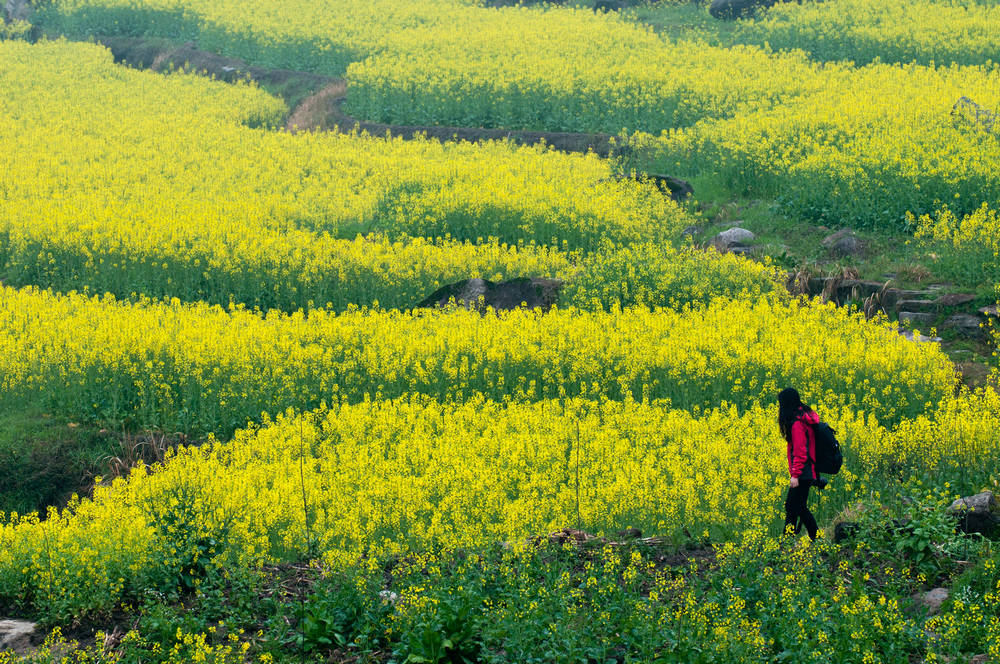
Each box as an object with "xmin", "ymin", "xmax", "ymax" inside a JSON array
[{"xmin": 0, "ymin": 406, "xmax": 120, "ymax": 516}]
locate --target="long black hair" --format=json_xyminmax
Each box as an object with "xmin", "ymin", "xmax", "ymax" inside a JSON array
[{"xmin": 778, "ymin": 387, "xmax": 811, "ymax": 443}]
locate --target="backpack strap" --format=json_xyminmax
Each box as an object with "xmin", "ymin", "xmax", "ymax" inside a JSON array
[{"xmin": 797, "ymin": 412, "xmax": 817, "ymax": 477}]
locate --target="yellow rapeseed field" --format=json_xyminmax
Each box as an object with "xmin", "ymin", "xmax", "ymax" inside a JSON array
[
  {"xmin": 648, "ymin": 61, "xmax": 1000, "ymax": 227},
  {"xmin": 735, "ymin": 0, "xmax": 1000, "ymax": 67},
  {"xmin": 35, "ymin": 0, "xmax": 1000, "ymax": 230},
  {"xmin": 0, "ymin": 399, "xmax": 865, "ymax": 619},
  {"xmin": 2, "ymin": 388, "xmax": 995, "ymax": 622},
  {"xmin": 39, "ymin": 0, "xmax": 824, "ymax": 132},
  {"xmin": 0, "ymin": 285, "xmax": 954, "ymax": 435},
  {"xmin": 2, "ymin": 4, "xmax": 997, "ymax": 652},
  {"xmin": 1, "ymin": 40, "xmax": 708, "ymax": 310}
]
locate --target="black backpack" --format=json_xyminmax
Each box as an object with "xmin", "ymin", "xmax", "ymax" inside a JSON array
[{"xmin": 811, "ymin": 421, "xmax": 843, "ymax": 475}]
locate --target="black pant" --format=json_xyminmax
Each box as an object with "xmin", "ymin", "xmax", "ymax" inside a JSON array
[{"xmin": 784, "ymin": 479, "xmax": 818, "ymax": 540}]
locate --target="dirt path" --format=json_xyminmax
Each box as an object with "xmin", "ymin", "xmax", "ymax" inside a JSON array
[{"xmin": 99, "ymin": 37, "xmax": 626, "ymax": 157}]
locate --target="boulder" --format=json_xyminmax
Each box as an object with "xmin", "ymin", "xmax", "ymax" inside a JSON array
[
  {"xmin": 603, "ymin": 174, "xmax": 693, "ymax": 202},
  {"xmin": 979, "ymin": 304, "xmax": 998, "ymax": 317},
  {"xmin": 626, "ymin": 173, "xmax": 693, "ymax": 202},
  {"xmin": 714, "ymin": 227, "xmax": 754, "ymax": 253},
  {"xmin": 822, "ymin": 230, "xmax": 864, "ymax": 258},
  {"xmin": 652, "ymin": 174, "xmax": 694, "ymax": 201},
  {"xmin": 681, "ymin": 225, "xmax": 702, "ymax": 239},
  {"xmin": 417, "ymin": 277, "xmax": 562, "ymax": 312},
  {"xmin": 942, "ymin": 313, "xmax": 984, "ymax": 338},
  {"xmin": 914, "ymin": 588, "xmax": 949, "ymax": 614},
  {"xmin": 948, "ymin": 491, "xmax": 1000, "ymax": 535},
  {"xmin": 709, "ymin": 0, "xmax": 774, "ymax": 19},
  {"xmin": 0, "ymin": 620, "xmax": 37, "ymax": 653}
]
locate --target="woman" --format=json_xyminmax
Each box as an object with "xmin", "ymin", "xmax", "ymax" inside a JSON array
[{"xmin": 778, "ymin": 387, "xmax": 820, "ymax": 541}]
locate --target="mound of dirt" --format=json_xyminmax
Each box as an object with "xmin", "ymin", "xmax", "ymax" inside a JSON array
[{"xmin": 416, "ymin": 277, "xmax": 562, "ymax": 312}]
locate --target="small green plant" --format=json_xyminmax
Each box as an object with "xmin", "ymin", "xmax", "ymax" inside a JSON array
[
  {"xmin": 857, "ymin": 486, "xmax": 981, "ymax": 579},
  {"xmin": 283, "ymin": 568, "xmax": 393, "ymax": 657}
]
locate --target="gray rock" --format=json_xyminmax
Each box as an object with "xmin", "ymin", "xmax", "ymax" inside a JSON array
[
  {"xmin": 610, "ymin": 173, "xmax": 693, "ymax": 202},
  {"xmin": 0, "ymin": 619, "xmax": 37, "ymax": 653},
  {"xmin": 899, "ymin": 311, "xmax": 934, "ymax": 326},
  {"xmin": 417, "ymin": 277, "xmax": 562, "ymax": 312},
  {"xmin": 643, "ymin": 173, "xmax": 694, "ymax": 202},
  {"xmin": 714, "ymin": 227, "xmax": 755, "ymax": 252},
  {"xmin": 822, "ymin": 230, "xmax": 864, "ymax": 258},
  {"xmin": 942, "ymin": 313, "xmax": 984, "ymax": 338},
  {"xmin": 948, "ymin": 491, "xmax": 1000, "ymax": 535},
  {"xmin": 979, "ymin": 304, "xmax": 998, "ymax": 317},
  {"xmin": 899, "ymin": 329, "xmax": 942, "ymax": 343},
  {"xmin": 914, "ymin": 588, "xmax": 949, "ymax": 614},
  {"xmin": 681, "ymin": 225, "xmax": 702, "ymax": 239}
]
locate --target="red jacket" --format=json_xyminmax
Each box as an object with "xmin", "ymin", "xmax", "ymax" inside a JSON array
[{"xmin": 787, "ymin": 410, "xmax": 820, "ymax": 480}]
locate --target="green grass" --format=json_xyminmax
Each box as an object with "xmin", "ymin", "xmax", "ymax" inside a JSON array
[
  {"xmin": 628, "ymin": 0, "xmax": 739, "ymax": 43},
  {"xmin": 0, "ymin": 405, "xmax": 119, "ymax": 516}
]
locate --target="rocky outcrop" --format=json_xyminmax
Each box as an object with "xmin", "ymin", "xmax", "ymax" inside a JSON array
[
  {"xmin": 914, "ymin": 588, "xmax": 949, "ymax": 614},
  {"xmin": 613, "ymin": 173, "xmax": 693, "ymax": 202},
  {"xmin": 0, "ymin": 620, "xmax": 37, "ymax": 653},
  {"xmin": 948, "ymin": 491, "xmax": 1000, "ymax": 536},
  {"xmin": 714, "ymin": 227, "xmax": 755, "ymax": 254},
  {"xmin": 417, "ymin": 277, "xmax": 562, "ymax": 312},
  {"xmin": 822, "ymin": 230, "xmax": 865, "ymax": 258}
]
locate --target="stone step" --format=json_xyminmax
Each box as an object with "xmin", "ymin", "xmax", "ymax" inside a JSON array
[
  {"xmin": 943, "ymin": 313, "xmax": 985, "ymax": 339},
  {"xmin": 899, "ymin": 311, "xmax": 934, "ymax": 326},
  {"xmin": 896, "ymin": 299, "xmax": 938, "ymax": 313},
  {"xmin": 895, "ymin": 293, "xmax": 978, "ymax": 313},
  {"xmin": 895, "ymin": 290, "xmax": 937, "ymax": 300}
]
